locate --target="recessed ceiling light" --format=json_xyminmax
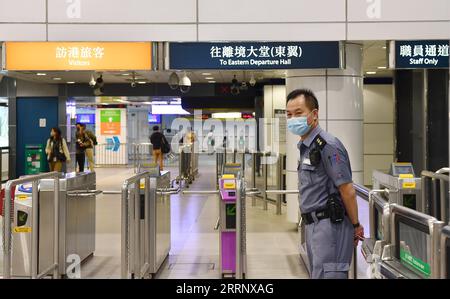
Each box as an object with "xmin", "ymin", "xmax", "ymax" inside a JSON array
[
  {"xmin": 53, "ymin": 77, "xmax": 62, "ymax": 81},
  {"xmin": 67, "ymin": 81, "xmax": 76, "ymax": 84},
  {"xmin": 377, "ymin": 66, "xmax": 387, "ymax": 69},
  {"xmin": 366, "ymin": 71, "xmax": 377, "ymax": 75},
  {"xmin": 205, "ymin": 77, "xmax": 215, "ymax": 80},
  {"xmin": 36, "ymin": 73, "xmax": 47, "ymax": 76},
  {"xmin": 202, "ymin": 73, "xmax": 212, "ymax": 76}
]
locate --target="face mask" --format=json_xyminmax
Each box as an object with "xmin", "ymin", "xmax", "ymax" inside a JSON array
[{"xmin": 287, "ymin": 114, "xmax": 313, "ymax": 136}]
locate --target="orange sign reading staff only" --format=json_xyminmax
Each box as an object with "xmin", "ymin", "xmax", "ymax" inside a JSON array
[{"xmin": 4, "ymin": 42, "xmax": 152, "ymax": 71}]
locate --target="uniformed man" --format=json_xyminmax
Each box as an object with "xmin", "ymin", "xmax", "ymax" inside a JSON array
[{"xmin": 286, "ymin": 89, "xmax": 364, "ymax": 279}]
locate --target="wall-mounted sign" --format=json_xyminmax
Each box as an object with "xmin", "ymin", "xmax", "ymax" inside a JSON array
[
  {"xmin": 3, "ymin": 42, "xmax": 152, "ymax": 71},
  {"xmin": 100, "ymin": 109, "xmax": 121, "ymax": 135},
  {"xmin": 390, "ymin": 40, "xmax": 449, "ymax": 69},
  {"xmin": 169, "ymin": 42, "xmax": 342, "ymax": 70}
]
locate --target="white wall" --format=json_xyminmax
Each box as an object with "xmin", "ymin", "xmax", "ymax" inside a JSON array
[
  {"xmin": 363, "ymin": 84, "xmax": 395, "ymax": 185},
  {"xmin": 0, "ymin": 0, "xmax": 448, "ymax": 41}
]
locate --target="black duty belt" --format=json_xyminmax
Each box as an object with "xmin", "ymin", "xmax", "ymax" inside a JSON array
[{"xmin": 301, "ymin": 208, "xmax": 330, "ymax": 225}]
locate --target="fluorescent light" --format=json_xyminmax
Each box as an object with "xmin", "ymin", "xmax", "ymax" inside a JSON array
[
  {"xmin": 53, "ymin": 77, "xmax": 62, "ymax": 81},
  {"xmin": 377, "ymin": 66, "xmax": 387, "ymax": 69},
  {"xmin": 137, "ymin": 81, "xmax": 147, "ymax": 84},
  {"xmin": 366, "ymin": 71, "xmax": 377, "ymax": 75},
  {"xmin": 208, "ymin": 81, "xmax": 216, "ymax": 83},
  {"xmin": 382, "ymin": 46, "xmax": 387, "ymax": 49},
  {"xmin": 67, "ymin": 81, "xmax": 76, "ymax": 84},
  {"xmin": 121, "ymin": 73, "xmax": 130, "ymax": 76},
  {"xmin": 152, "ymin": 104, "xmax": 189, "ymax": 115},
  {"xmin": 202, "ymin": 73, "xmax": 212, "ymax": 76},
  {"xmin": 212, "ymin": 112, "xmax": 243, "ymax": 119},
  {"xmin": 205, "ymin": 77, "xmax": 215, "ymax": 80},
  {"xmin": 36, "ymin": 73, "xmax": 47, "ymax": 76}
]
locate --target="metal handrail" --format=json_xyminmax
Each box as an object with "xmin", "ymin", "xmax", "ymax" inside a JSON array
[{"xmin": 2, "ymin": 171, "xmax": 60, "ymax": 279}]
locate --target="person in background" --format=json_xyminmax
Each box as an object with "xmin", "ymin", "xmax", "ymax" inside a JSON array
[
  {"xmin": 150, "ymin": 125, "xmax": 168, "ymax": 171},
  {"xmin": 45, "ymin": 127, "xmax": 70, "ymax": 172},
  {"xmin": 206, "ymin": 128, "xmax": 215, "ymax": 155},
  {"xmin": 75, "ymin": 123, "xmax": 93, "ymax": 173},
  {"xmin": 82, "ymin": 124, "xmax": 97, "ymax": 172}
]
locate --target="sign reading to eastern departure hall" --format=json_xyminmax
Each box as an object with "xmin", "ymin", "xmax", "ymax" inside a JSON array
[
  {"xmin": 169, "ymin": 42, "xmax": 342, "ymax": 70},
  {"xmin": 392, "ymin": 40, "xmax": 449, "ymax": 69},
  {"xmin": 3, "ymin": 42, "xmax": 152, "ymax": 71}
]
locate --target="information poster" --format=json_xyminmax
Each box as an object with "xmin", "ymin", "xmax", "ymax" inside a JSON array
[{"xmin": 100, "ymin": 109, "xmax": 121, "ymax": 135}]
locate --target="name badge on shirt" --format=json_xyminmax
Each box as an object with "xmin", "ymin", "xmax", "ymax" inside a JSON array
[{"xmin": 303, "ymin": 158, "xmax": 311, "ymax": 165}]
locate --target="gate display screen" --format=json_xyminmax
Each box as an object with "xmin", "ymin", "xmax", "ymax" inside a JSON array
[
  {"xmin": 225, "ymin": 203, "xmax": 236, "ymax": 230},
  {"xmin": 397, "ymin": 219, "xmax": 432, "ymax": 278}
]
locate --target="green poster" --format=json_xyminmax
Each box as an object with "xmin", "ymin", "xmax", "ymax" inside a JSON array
[
  {"xmin": 400, "ymin": 249, "xmax": 431, "ymax": 277},
  {"xmin": 100, "ymin": 109, "xmax": 121, "ymax": 123}
]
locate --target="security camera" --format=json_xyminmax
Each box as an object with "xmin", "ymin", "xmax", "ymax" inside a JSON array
[
  {"xmin": 89, "ymin": 75, "xmax": 96, "ymax": 87},
  {"xmin": 131, "ymin": 81, "xmax": 136, "ymax": 88},
  {"xmin": 249, "ymin": 74, "xmax": 256, "ymax": 87},
  {"xmin": 179, "ymin": 72, "xmax": 191, "ymax": 93},
  {"xmin": 168, "ymin": 72, "xmax": 179, "ymax": 90}
]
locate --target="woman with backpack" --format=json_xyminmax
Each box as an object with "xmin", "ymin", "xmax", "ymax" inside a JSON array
[
  {"xmin": 150, "ymin": 125, "xmax": 170, "ymax": 171},
  {"xmin": 45, "ymin": 127, "xmax": 71, "ymax": 172}
]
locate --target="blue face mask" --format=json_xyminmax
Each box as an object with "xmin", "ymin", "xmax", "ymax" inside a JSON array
[{"xmin": 287, "ymin": 115, "xmax": 312, "ymax": 136}]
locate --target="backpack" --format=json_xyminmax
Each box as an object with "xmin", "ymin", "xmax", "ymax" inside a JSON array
[
  {"xmin": 86, "ymin": 130, "xmax": 98, "ymax": 146},
  {"xmin": 161, "ymin": 136, "xmax": 171, "ymax": 154}
]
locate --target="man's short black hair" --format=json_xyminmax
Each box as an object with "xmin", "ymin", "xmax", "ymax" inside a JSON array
[
  {"xmin": 153, "ymin": 125, "xmax": 159, "ymax": 131},
  {"xmin": 286, "ymin": 89, "xmax": 319, "ymax": 111}
]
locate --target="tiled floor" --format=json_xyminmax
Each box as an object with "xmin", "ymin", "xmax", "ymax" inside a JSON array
[{"xmin": 1, "ymin": 154, "xmax": 370, "ymax": 279}]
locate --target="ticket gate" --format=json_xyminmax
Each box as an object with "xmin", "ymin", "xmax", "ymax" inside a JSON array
[
  {"xmin": 218, "ymin": 174, "xmax": 246, "ymax": 278},
  {"xmin": 372, "ymin": 162, "xmax": 423, "ymax": 211},
  {"xmin": 378, "ymin": 204, "xmax": 444, "ymax": 279}
]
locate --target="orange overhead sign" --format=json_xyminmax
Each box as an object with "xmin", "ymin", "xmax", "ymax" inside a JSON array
[{"xmin": 4, "ymin": 42, "xmax": 152, "ymax": 71}]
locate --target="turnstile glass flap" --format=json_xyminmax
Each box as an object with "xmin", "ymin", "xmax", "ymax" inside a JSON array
[{"xmin": 362, "ymin": 194, "xmax": 390, "ymax": 261}]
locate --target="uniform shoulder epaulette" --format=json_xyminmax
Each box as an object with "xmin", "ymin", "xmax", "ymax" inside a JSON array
[{"xmin": 313, "ymin": 134, "xmax": 327, "ymax": 151}]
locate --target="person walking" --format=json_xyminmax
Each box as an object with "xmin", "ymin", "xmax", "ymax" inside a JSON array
[
  {"xmin": 75, "ymin": 123, "xmax": 93, "ymax": 173},
  {"xmin": 82, "ymin": 124, "xmax": 97, "ymax": 172},
  {"xmin": 45, "ymin": 127, "xmax": 70, "ymax": 172},
  {"xmin": 150, "ymin": 126, "xmax": 168, "ymax": 171}
]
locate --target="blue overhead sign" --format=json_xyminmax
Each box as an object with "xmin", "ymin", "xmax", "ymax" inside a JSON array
[
  {"xmin": 393, "ymin": 40, "xmax": 449, "ymax": 69},
  {"xmin": 169, "ymin": 42, "xmax": 342, "ymax": 70}
]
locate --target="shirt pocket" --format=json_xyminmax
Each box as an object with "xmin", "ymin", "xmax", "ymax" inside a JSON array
[{"xmin": 300, "ymin": 163, "xmax": 316, "ymax": 185}]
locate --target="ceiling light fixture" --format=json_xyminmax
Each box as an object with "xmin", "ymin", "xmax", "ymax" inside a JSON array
[
  {"xmin": 53, "ymin": 77, "xmax": 62, "ymax": 81},
  {"xmin": 202, "ymin": 73, "xmax": 212, "ymax": 76},
  {"xmin": 36, "ymin": 73, "xmax": 47, "ymax": 76},
  {"xmin": 137, "ymin": 81, "xmax": 147, "ymax": 84},
  {"xmin": 366, "ymin": 71, "xmax": 377, "ymax": 75},
  {"xmin": 208, "ymin": 81, "xmax": 216, "ymax": 83},
  {"xmin": 204, "ymin": 77, "xmax": 215, "ymax": 80},
  {"xmin": 67, "ymin": 81, "xmax": 76, "ymax": 84},
  {"xmin": 377, "ymin": 66, "xmax": 387, "ymax": 69}
]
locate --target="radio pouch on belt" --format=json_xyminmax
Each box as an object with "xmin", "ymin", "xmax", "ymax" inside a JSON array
[{"xmin": 327, "ymin": 195, "xmax": 345, "ymax": 224}]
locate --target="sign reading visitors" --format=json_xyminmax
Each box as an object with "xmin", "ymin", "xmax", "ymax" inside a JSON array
[
  {"xmin": 392, "ymin": 40, "xmax": 449, "ymax": 69},
  {"xmin": 169, "ymin": 42, "xmax": 342, "ymax": 70},
  {"xmin": 100, "ymin": 109, "xmax": 121, "ymax": 135},
  {"xmin": 3, "ymin": 42, "xmax": 152, "ymax": 71}
]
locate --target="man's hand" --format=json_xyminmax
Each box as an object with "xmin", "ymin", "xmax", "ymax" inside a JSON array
[{"xmin": 353, "ymin": 225, "xmax": 364, "ymax": 247}]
